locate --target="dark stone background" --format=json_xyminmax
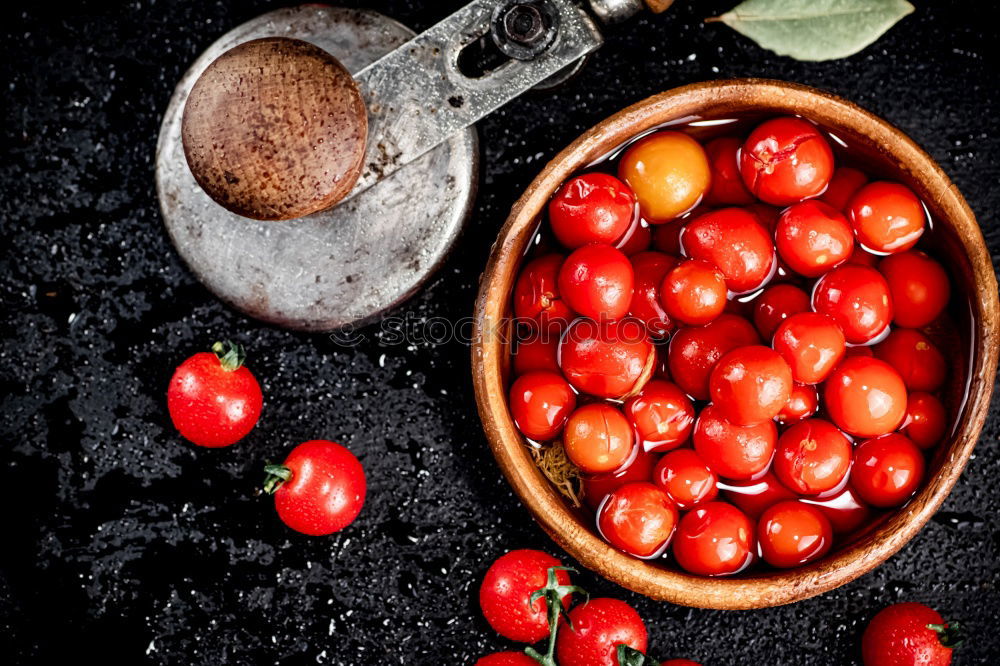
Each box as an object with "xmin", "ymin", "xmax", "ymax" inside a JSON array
[{"xmin": 1, "ymin": 1, "xmax": 998, "ymax": 663}]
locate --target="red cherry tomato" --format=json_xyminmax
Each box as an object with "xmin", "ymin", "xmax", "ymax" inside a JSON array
[
  {"xmin": 558, "ymin": 244, "xmax": 635, "ymax": 321},
  {"xmin": 623, "ymin": 380, "xmax": 695, "ymax": 452},
  {"xmin": 167, "ymin": 341, "xmax": 263, "ymax": 448},
  {"xmin": 704, "ymin": 136, "xmax": 754, "ymax": 205},
  {"xmin": 753, "ymin": 283, "xmax": 811, "ymax": 340},
  {"xmin": 512, "ymin": 335, "xmax": 560, "ymax": 375},
  {"xmin": 709, "ymin": 345, "xmax": 793, "ymax": 425},
  {"xmin": 514, "ymin": 254, "xmax": 574, "ymax": 332},
  {"xmin": 618, "ymin": 131, "xmax": 711, "ymax": 223},
  {"xmin": 852, "ymin": 433, "xmax": 925, "ymax": 507},
  {"xmin": 564, "ymin": 403, "xmax": 635, "ymax": 474},
  {"xmin": 745, "ymin": 202, "xmax": 781, "ymax": 233},
  {"xmin": 266, "ymin": 440, "xmax": 366, "ymax": 536},
  {"xmin": 844, "ymin": 344, "xmax": 874, "ymax": 359},
  {"xmin": 549, "ymin": 172, "xmax": 636, "ymax": 249},
  {"xmin": 772, "ymin": 312, "xmax": 846, "ymax": 385},
  {"xmin": 824, "ymin": 356, "xmax": 907, "ymax": 437},
  {"xmin": 721, "ymin": 471, "xmax": 798, "ymax": 518},
  {"xmin": 878, "ymin": 250, "xmax": 950, "ymax": 328},
  {"xmin": 812, "ymin": 264, "xmax": 893, "ymax": 344},
  {"xmin": 598, "ymin": 482, "xmax": 679, "ymax": 557},
  {"xmin": 479, "ymin": 549, "xmax": 571, "ymax": 643},
  {"xmin": 583, "ymin": 446, "xmax": 658, "ymax": 511},
  {"xmin": 846, "ymin": 244, "xmax": 881, "ymax": 267},
  {"xmin": 659, "ymin": 259, "xmax": 728, "ymax": 326},
  {"xmin": 652, "ymin": 220, "xmax": 683, "ymax": 255},
  {"xmin": 628, "ymin": 251, "xmax": 677, "ymax": 335},
  {"xmin": 757, "ymin": 500, "xmax": 833, "ymax": 568},
  {"xmin": 802, "ymin": 486, "xmax": 871, "ymax": 535},
  {"xmin": 739, "ymin": 116, "xmax": 834, "ymax": 206},
  {"xmin": 774, "ymin": 419, "xmax": 852, "ymax": 495},
  {"xmin": 873, "ymin": 328, "xmax": 947, "ymax": 392},
  {"xmin": 775, "ymin": 200, "xmax": 853, "ymax": 277},
  {"xmin": 668, "ymin": 314, "xmax": 760, "ymax": 401},
  {"xmin": 672, "ymin": 502, "xmax": 754, "ymax": 576},
  {"xmin": 559, "ymin": 318, "xmax": 654, "ymax": 399},
  {"xmin": 617, "ymin": 216, "xmax": 653, "ymax": 256},
  {"xmin": 821, "ymin": 166, "xmax": 869, "ymax": 212},
  {"xmin": 862, "ymin": 603, "xmax": 958, "ymax": 666},
  {"xmin": 556, "ymin": 598, "xmax": 647, "ymax": 666},
  {"xmin": 847, "ymin": 181, "xmax": 926, "ymax": 254},
  {"xmin": 654, "ymin": 448, "xmax": 719, "ymax": 509},
  {"xmin": 693, "ymin": 403, "xmax": 777, "ymax": 480},
  {"xmin": 476, "ymin": 653, "xmax": 539, "ymax": 666},
  {"xmin": 901, "ymin": 392, "xmax": 948, "ymax": 449},
  {"xmin": 509, "ymin": 371, "xmax": 576, "ymax": 442},
  {"xmin": 681, "ymin": 208, "xmax": 776, "ymax": 293},
  {"xmin": 777, "ymin": 382, "xmax": 819, "ymax": 424}
]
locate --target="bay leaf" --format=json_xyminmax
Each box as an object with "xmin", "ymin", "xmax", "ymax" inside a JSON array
[{"xmin": 708, "ymin": 0, "xmax": 915, "ymax": 62}]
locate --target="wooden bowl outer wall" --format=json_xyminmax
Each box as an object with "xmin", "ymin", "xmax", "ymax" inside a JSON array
[{"xmin": 471, "ymin": 79, "xmax": 1000, "ymax": 610}]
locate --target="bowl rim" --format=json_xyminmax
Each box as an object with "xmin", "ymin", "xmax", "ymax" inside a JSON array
[{"xmin": 471, "ymin": 78, "xmax": 1000, "ymax": 609}]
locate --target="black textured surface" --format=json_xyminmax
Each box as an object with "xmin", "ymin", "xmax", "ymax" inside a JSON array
[{"xmin": 1, "ymin": 1, "xmax": 999, "ymax": 664}]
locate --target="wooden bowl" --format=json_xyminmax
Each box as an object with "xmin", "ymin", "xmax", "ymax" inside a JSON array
[{"xmin": 471, "ymin": 79, "xmax": 1000, "ymax": 609}]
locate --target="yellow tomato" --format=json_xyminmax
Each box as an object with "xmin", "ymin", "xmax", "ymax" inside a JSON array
[{"xmin": 618, "ymin": 131, "xmax": 711, "ymax": 223}]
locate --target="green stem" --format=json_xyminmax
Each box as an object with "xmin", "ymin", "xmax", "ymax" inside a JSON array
[
  {"xmin": 263, "ymin": 464, "xmax": 292, "ymax": 494},
  {"xmin": 523, "ymin": 566, "xmax": 588, "ymax": 666},
  {"xmin": 212, "ymin": 340, "xmax": 246, "ymax": 371},
  {"xmin": 927, "ymin": 621, "xmax": 964, "ymax": 649}
]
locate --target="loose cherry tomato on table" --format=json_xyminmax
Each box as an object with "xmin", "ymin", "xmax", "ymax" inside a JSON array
[
  {"xmin": 167, "ymin": 340, "xmax": 263, "ymax": 448},
  {"xmin": 721, "ymin": 471, "xmax": 797, "ymax": 518},
  {"xmin": 862, "ymin": 602, "xmax": 960, "ymax": 666},
  {"xmin": 668, "ymin": 313, "xmax": 760, "ymax": 401},
  {"xmin": 777, "ymin": 382, "xmax": 819, "ymax": 424},
  {"xmin": 874, "ymin": 328, "xmax": 947, "ymax": 392},
  {"xmin": 774, "ymin": 200, "xmax": 853, "ymax": 277},
  {"xmin": 475, "ymin": 653, "xmax": 538, "ymax": 666},
  {"xmin": 752, "ymin": 283, "xmax": 811, "ymax": 340},
  {"xmin": 597, "ymin": 481, "xmax": 678, "ymax": 558},
  {"xmin": 824, "ymin": 356, "xmax": 908, "ymax": 438},
  {"xmin": 564, "ymin": 403, "xmax": 635, "ymax": 475},
  {"xmin": 623, "ymin": 379, "xmax": 695, "ymax": 452},
  {"xmin": 852, "ymin": 433, "xmax": 925, "ymax": 507},
  {"xmin": 757, "ymin": 500, "xmax": 833, "ymax": 568},
  {"xmin": 512, "ymin": 335, "xmax": 560, "ymax": 375},
  {"xmin": 618, "ymin": 131, "xmax": 711, "ymax": 223},
  {"xmin": 772, "ymin": 312, "xmax": 846, "ymax": 385},
  {"xmin": 812, "ymin": 264, "xmax": 893, "ymax": 345},
  {"xmin": 514, "ymin": 254, "xmax": 574, "ymax": 332},
  {"xmin": 672, "ymin": 501, "xmax": 755, "ymax": 576},
  {"xmin": 681, "ymin": 208, "xmax": 776, "ymax": 293},
  {"xmin": 558, "ymin": 244, "xmax": 635, "ymax": 321},
  {"xmin": 548, "ymin": 172, "xmax": 636, "ymax": 249},
  {"xmin": 659, "ymin": 259, "xmax": 728, "ymax": 326},
  {"xmin": 628, "ymin": 251, "xmax": 677, "ymax": 336},
  {"xmin": 556, "ymin": 597, "xmax": 647, "ymax": 666},
  {"xmin": 693, "ymin": 403, "xmax": 777, "ymax": 480},
  {"xmin": 583, "ymin": 446, "xmax": 658, "ymax": 511},
  {"xmin": 739, "ymin": 116, "xmax": 834, "ymax": 205},
  {"xmin": 654, "ymin": 448, "xmax": 719, "ymax": 509},
  {"xmin": 847, "ymin": 181, "xmax": 926, "ymax": 254},
  {"xmin": 559, "ymin": 318, "xmax": 655, "ymax": 399},
  {"xmin": 263, "ymin": 440, "xmax": 366, "ymax": 536},
  {"xmin": 704, "ymin": 136, "xmax": 754, "ymax": 205},
  {"xmin": 709, "ymin": 345, "xmax": 793, "ymax": 425},
  {"xmin": 509, "ymin": 371, "xmax": 576, "ymax": 442},
  {"xmin": 879, "ymin": 250, "xmax": 950, "ymax": 328},
  {"xmin": 479, "ymin": 549, "xmax": 572, "ymax": 643},
  {"xmin": 821, "ymin": 166, "xmax": 869, "ymax": 211},
  {"xmin": 901, "ymin": 392, "xmax": 948, "ymax": 449},
  {"xmin": 773, "ymin": 419, "xmax": 852, "ymax": 495}
]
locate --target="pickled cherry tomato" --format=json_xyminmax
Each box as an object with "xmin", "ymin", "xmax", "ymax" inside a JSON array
[
  {"xmin": 616, "ymin": 216, "xmax": 653, "ymax": 256},
  {"xmin": 824, "ymin": 356, "xmax": 907, "ymax": 438},
  {"xmin": 901, "ymin": 392, "xmax": 947, "ymax": 449},
  {"xmin": 559, "ymin": 318, "xmax": 654, "ymax": 399},
  {"xmin": 624, "ymin": 380, "xmax": 695, "ymax": 452},
  {"xmin": 851, "ymin": 434, "xmax": 925, "ymax": 507},
  {"xmin": 514, "ymin": 254, "xmax": 574, "ymax": 331},
  {"xmin": 745, "ymin": 202, "xmax": 780, "ymax": 233},
  {"xmin": 772, "ymin": 312, "xmax": 846, "ymax": 385},
  {"xmin": 721, "ymin": 471, "xmax": 797, "ymax": 518},
  {"xmin": 709, "ymin": 345, "xmax": 792, "ymax": 425},
  {"xmin": 628, "ymin": 251, "xmax": 677, "ymax": 336},
  {"xmin": 564, "ymin": 403, "xmax": 635, "ymax": 474},
  {"xmin": 672, "ymin": 502, "xmax": 755, "ymax": 576},
  {"xmin": 597, "ymin": 482, "xmax": 678, "ymax": 558},
  {"xmin": 660, "ymin": 259, "xmax": 728, "ymax": 326},
  {"xmin": 821, "ymin": 166, "xmax": 868, "ymax": 211},
  {"xmin": 879, "ymin": 250, "xmax": 950, "ymax": 328},
  {"xmin": 873, "ymin": 328, "xmax": 947, "ymax": 392},
  {"xmin": 693, "ymin": 403, "xmax": 777, "ymax": 480},
  {"xmin": 618, "ymin": 131, "xmax": 711, "ymax": 223},
  {"xmin": 801, "ymin": 486, "xmax": 871, "ymax": 535},
  {"xmin": 512, "ymin": 336, "xmax": 560, "ymax": 375},
  {"xmin": 558, "ymin": 244, "xmax": 634, "ymax": 321},
  {"xmin": 583, "ymin": 446, "xmax": 658, "ymax": 511},
  {"xmin": 812, "ymin": 264, "xmax": 893, "ymax": 344},
  {"xmin": 681, "ymin": 208, "xmax": 776, "ymax": 293},
  {"xmin": 651, "ymin": 221, "xmax": 683, "ymax": 255},
  {"xmin": 704, "ymin": 136, "xmax": 754, "ymax": 205},
  {"xmin": 757, "ymin": 501, "xmax": 833, "ymax": 568},
  {"xmin": 668, "ymin": 314, "xmax": 760, "ymax": 401},
  {"xmin": 773, "ymin": 419, "xmax": 852, "ymax": 495},
  {"xmin": 654, "ymin": 449, "xmax": 719, "ymax": 509},
  {"xmin": 509, "ymin": 371, "xmax": 577, "ymax": 441},
  {"xmin": 549, "ymin": 172, "xmax": 636, "ymax": 249},
  {"xmin": 843, "ymin": 345, "xmax": 874, "ymax": 359},
  {"xmin": 739, "ymin": 116, "xmax": 834, "ymax": 206},
  {"xmin": 845, "ymin": 244, "xmax": 880, "ymax": 267},
  {"xmin": 774, "ymin": 200, "xmax": 853, "ymax": 277},
  {"xmin": 847, "ymin": 182, "xmax": 926, "ymax": 254},
  {"xmin": 777, "ymin": 382, "xmax": 819, "ymax": 424},
  {"xmin": 753, "ymin": 284, "xmax": 811, "ymax": 340}
]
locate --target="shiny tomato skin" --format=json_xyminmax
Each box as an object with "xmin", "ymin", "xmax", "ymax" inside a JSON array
[
  {"xmin": 514, "ymin": 254, "xmax": 574, "ymax": 331},
  {"xmin": 559, "ymin": 318, "xmax": 654, "ymax": 399},
  {"xmin": 802, "ymin": 486, "xmax": 871, "ymax": 535},
  {"xmin": 617, "ymin": 216, "xmax": 653, "ymax": 256},
  {"xmin": 846, "ymin": 244, "xmax": 881, "ymax": 267},
  {"xmin": 873, "ymin": 328, "xmax": 947, "ymax": 392},
  {"xmin": 628, "ymin": 251, "xmax": 677, "ymax": 336},
  {"xmin": 901, "ymin": 392, "xmax": 948, "ymax": 449},
  {"xmin": 668, "ymin": 314, "xmax": 761, "ymax": 401},
  {"xmin": 512, "ymin": 335, "xmax": 560, "ymax": 375},
  {"xmin": 772, "ymin": 312, "xmax": 847, "ymax": 385},
  {"xmin": 753, "ymin": 283, "xmax": 811, "ymax": 340},
  {"xmin": 618, "ymin": 131, "xmax": 711, "ymax": 223},
  {"xmin": 509, "ymin": 371, "xmax": 576, "ymax": 441},
  {"xmin": 672, "ymin": 502, "xmax": 755, "ymax": 576},
  {"xmin": 549, "ymin": 172, "xmax": 636, "ymax": 249},
  {"xmin": 475, "ymin": 653, "xmax": 539, "ymax": 666},
  {"xmin": 167, "ymin": 349, "xmax": 263, "ymax": 448},
  {"xmin": 709, "ymin": 345, "xmax": 793, "ymax": 425},
  {"xmin": 862, "ymin": 602, "xmax": 955, "ymax": 666},
  {"xmin": 777, "ymin": 382, "xmax": 819, "ymax": 424},
  {"xmin": 558, "ymin": 244, "xmax": 635, "ymax": 321},
  {"xmin": 624, "ymin": 380, "xmax": 695, "ymax": 452},
  {"xmin": 704, "ymin": 136, "xmax": 754, "ymax": 205},
  {"xmin": 597, "ymin": 482, "xmax": 679, "ymax": 558},
  {"xmin": 272, "ymin": 440, "xmax": 366, "ymax": 536},
  {"xmin": 583, "ymin": 446, "xmax": 658, "ymax": 511},
  {"xmin": 654, "ymin": 448, "xmax": 719, "ymax": 509},
  {"xmin": 812, "ymin": 264, "xmax": 893, "ymax": 344},
  {"xmin": 824, "ymin": 356, "xmax": 908, "ymax": 438},
  {"xmin": 739, "ymin": 116, "xmax": 834, "ymax": 206},
  {"xmin": 693, "ymin": 403, "xmax": 777, "ymax": 480},
  {"xmin": 681, "ymin": 208, "xmax": 776, "ymax": 293},
  {"xmin": 821, "ymin": 166, "xmax": 869, "ymax": 212},
  {"xmin": 660, "ymin": 259, "xmax": 728, "ymax": 326},
  {"xmin": 774, "ymin": 419, "xmax": 852, "ymax": 495},
  {"xmin": 722, "ymin": 471, "xmax": 798, "ymax": 518},
  {"xmin": 564, "ymin": 403, "xmax": 635, "ymax": 475},
  {"xmin": 852, "ymin": 434, "xmax": 925, "ymax": 507},
  {"xmin": 480, "ymin": 549, "xmax": 571, "ymax": 643},
  {"xmin": 757, "ymin": 500, "xmax": 833, "ymax": 568},
  {"xmin": 879, "ymin": 250, "xmax": 950, "ymax": 328},
  {"xmin": 556, "ymin": 598, "xmax": 648, "ymax": 666},
  {"xmin": 847, "ymin": 182, "xmax": 926, "ymax": 254},
  {"xmin": 775, "ymin": 200, "xmax": 853, "ymax": 277}
]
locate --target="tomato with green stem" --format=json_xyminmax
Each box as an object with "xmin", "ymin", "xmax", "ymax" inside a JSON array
[
  {"xmin": 480, "ymin": 550, "xmax": 573, "ymax": 644},
  {"xmin": 862, "ymin": 602, "xmax": 961, "ymax": 666},
  {"xmin": 555, "ymin": 597, "xmax": 647, "ymax": 666}
]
